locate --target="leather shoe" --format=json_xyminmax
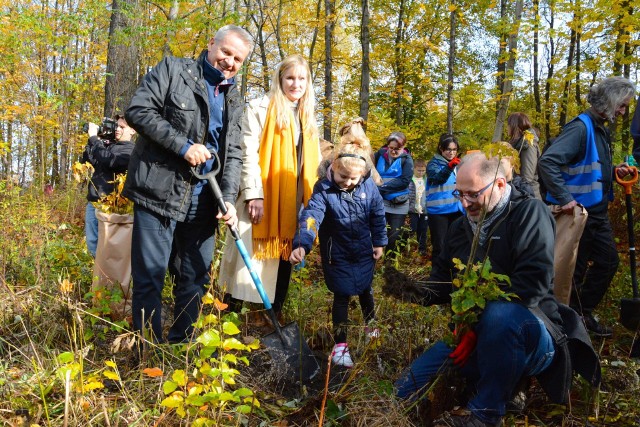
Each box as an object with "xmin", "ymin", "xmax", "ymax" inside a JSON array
[{"xmin": 583, "ymin": 314, "xmax": 612, "ymax": 337}]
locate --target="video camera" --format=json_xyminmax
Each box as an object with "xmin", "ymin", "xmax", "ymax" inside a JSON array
[{"xmin": 82, "ymin": 117, "xmax": 117, "ymax": 140}]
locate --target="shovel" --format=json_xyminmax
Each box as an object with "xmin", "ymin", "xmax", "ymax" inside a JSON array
[
  {"xmin": 615, "ymin": 165, "xmax": 640, "ymax": 331},
  {"xmin": 191, "ymin": 156, "xmax": 320, "ymax": 383}
]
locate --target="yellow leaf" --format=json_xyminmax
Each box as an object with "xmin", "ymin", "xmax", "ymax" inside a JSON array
[
  {"xmin": 306, "ymin": 217, "xmax": 316, "ymax": 231},
  {"xmin": 448, "ymin": 4, "xmax": 457, "ymax": 12},
  {"xmin": 59, "ymin": 278, "xmax": 73, "ymax": 294},
  {"xmin": 104, "ymin": 360, "xmax": 116, "ymax": 368},
  {"xmin": 143, "ymin": 367, "xmax": 164, "ymax": 377},
  {"xmin": 103, "ymin": 370, "xmax": 120, "ymax": 381}
]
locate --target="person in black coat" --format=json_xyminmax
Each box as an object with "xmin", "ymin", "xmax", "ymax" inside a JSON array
[
  {"xmin": 394, "ymin": 153, "xmax": 599, "ymax": 427},
  {"xmin": 82, "ymin": 115, "xmax": 135, "ymax": 258}
]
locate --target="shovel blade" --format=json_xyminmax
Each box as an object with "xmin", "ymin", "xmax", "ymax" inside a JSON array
[
  {"xmin": 261, "ymin": 322, "xmax": 320, "ymax": 384},
  {"xmin": 620, "ymin": 298, "xmax": 640, "ymax": 331}
]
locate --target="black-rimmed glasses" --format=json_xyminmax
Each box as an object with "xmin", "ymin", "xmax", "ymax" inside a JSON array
[{"xmin": 452, "ymin": 180, "xmax": 494, "ymax": 202}]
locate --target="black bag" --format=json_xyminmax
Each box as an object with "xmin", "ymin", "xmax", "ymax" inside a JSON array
[
  {"xmin": 391, "ymin": 194, "xmax": 409, "ymax": 204},
  {"xmin": 530, "ymin": 306, "xmax": 573, "ymax": 404}
]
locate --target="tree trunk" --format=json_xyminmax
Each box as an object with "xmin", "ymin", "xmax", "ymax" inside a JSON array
[
  {"xmin": 543, "ymin": 3, "xmax": 556, "ymax": 142},
  {"xmin": 558, "ymin": 1, "xmax": 578, "ymax": 128},
  {"xmin": 492, "ymin": 0, "xmax": 524, "ymax": 142},
  {"xmin": 324, "ymin": 0, "xmax": 335, "ymax": 141},
  {"xmin": 359, "ymin": 0, "xmax": 370, "ymax": 126},
  {"xmin": 446, "ymin": 0, "xmax": 457, "ymax": 134},
  {"xmin": 308, "ymin": 0, "xmax": 322, "ymax": 80},
  {"xmin": 393, "ymin": 0, "xmax": 406, "ymax": 126},
  {"xmin": 533, "ymin": 0, "xmax": 541, "ymax": 116},
  {"xmin": 104, "ymin": 0, "xmax": 141, "ymax": 117}
]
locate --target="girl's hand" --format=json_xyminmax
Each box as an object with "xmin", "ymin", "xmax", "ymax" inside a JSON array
[
  {"xmin": 290, "ymin": 247, "xmax": 306, "ymax": 264},
  {"xmin": 373, "ymin": 246, "xmax": 384, "ymax": 260}
]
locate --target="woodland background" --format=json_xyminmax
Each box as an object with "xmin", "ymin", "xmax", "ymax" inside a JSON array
[
  {"xmin": 1, "ymin": 0, "xmax": 639, "ymax": 187},
  {"xmin": 1, "ymin": 1, "xmax": 640, "ymax": 426}
]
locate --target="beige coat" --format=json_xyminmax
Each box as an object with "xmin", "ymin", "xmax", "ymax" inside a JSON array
[{"xmin": 218, "ymin": 95, "xmax": 281, "ymax": 303}]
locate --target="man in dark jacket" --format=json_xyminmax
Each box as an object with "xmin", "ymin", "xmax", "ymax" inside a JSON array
[
  {"xmin": 123, "ymin": 25, "xmax": 252, "ymax": 344},
  {"xmin": 395, "ymin": 153, "xmax": 597, "ymax": 427},
  {"xmin": 539, "ymin": 76, "xmax": 636, "ymax": 337},
  {"xmin": 82, "ymin": 115, "xmax": 135, "ymax": 258}
]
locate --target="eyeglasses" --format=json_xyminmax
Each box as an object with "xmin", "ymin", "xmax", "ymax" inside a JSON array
[
  {"xmin": 443, "ymin": 148, "xmax": 458, "ymax": 153},
  {"xmin": 452, "ymin": 180, "xmax": 495, "ymax": 202},
  {"xmin": 388, "ymin": 146, "xmax": 402, "ymax": 152}
]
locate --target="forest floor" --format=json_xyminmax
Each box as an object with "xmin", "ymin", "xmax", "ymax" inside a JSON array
[{"xmin": 1, "ymin": 182, "xmax": 640, "ymax": 426}]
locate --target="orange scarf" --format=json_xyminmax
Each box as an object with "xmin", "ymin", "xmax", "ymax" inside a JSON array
[{"xmin": 252, "ymin": 99, "xmax": 319, "ymax": 260}]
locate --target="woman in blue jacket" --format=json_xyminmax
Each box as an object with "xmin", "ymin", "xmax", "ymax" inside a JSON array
[
  {"xmin": 426, "ymin": 134, "xmax": 464, "ymax": 260},
  {"xmin": 290, "ymin": 143, "xmax": 388, "ymax": 368},
  {"xmin": 374, "ymin": 131, "xmax": 414, "ymax": 259}
]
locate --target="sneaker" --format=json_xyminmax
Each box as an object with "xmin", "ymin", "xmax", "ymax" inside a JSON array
[
  {"xmin": 331, "ymin": 343, "xmax": 354, "ymax": 368},
  {"xmin": 583, "ymin": 314, "xmax": 613, "ymax": 337},
  {"xmin": 365, "ymin": 326, "xmax": 380, "ymax": 344},
  {"xmin": 433, "ymin": 409, "xmax": 501, "ymax": 427}
]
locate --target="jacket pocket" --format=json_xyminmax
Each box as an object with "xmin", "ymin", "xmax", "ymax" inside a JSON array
[{"xmin": 165, "ymin": 92, "xmax": 197, "ymax": 132}]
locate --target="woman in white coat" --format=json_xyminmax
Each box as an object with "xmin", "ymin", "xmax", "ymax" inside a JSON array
[{"xmin": 218, "ymin": 54, "xmax": 319, "ymax": 322}]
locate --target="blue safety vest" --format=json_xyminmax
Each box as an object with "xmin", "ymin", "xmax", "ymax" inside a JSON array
[
  {"xmin": 376, "ymin": 155, "xmax": 410, "ymax": 201},
  {"xmin": 426, "ymin": 158, "xmax": 463, "ymax": 215},
  {"xmin": 545, "ymin": 114, "xmax": 603, "ymax": 208}
]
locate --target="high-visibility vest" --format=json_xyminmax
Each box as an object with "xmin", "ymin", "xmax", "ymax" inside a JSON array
[
  {"xmin": 376, "ymin": 155, "xmax": 410, "ymax": 201},
  {"xmin": 546, "ymin": 114, "xmax": 603, "ymax": 208},
  {"xmin": 426, "ymin": 160, "xmax": 463, "ymax": 215}
]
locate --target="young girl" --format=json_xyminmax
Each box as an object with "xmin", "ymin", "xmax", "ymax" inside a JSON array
[{"xmin": 289, "ymin": 142, "xmax": 387, "ymax": 368}]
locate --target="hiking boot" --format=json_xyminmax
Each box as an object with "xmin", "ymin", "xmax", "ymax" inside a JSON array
[
  {"xmin": 583, "ymin": 314, "xmax": 613, "ymax": 337},
  {"xmin": 331, "ymin": 343, "xmax": 354, "ymax": 368},
  {"xmin": 433, "ymin": 409, "xmax": 502, "ymax": 427}
]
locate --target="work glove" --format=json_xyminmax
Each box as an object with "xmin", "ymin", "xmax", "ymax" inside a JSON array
[
  {"xmin": 449, "ymin": 329, "xmax": 477, "ymax": 367},
  {"xmin": 448, "ymin": 157, "xmax": 461, "ymax": 169}
]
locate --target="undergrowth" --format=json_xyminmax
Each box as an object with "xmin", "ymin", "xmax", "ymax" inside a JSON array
[{"xmin": 0, "ymin": 180, "xmax": 639, "ymax": 426}]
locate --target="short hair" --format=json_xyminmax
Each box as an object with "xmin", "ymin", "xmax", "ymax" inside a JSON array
[
  {"xmin": 587, "ymin": 76, "xmax": 636, "ymax": 121},
  {"xmin": 332, "ymin": 143, "xmax": 371, "ymax": 174},
  {"xmin": 414, "ymin": 158, "xmax": 426, "ymax": 167},
  {"xmin": 386, "ymin": 131, "xmax": 407, "ymax": 146},
  {"xmin": 214, "ymin": 25, "xmax": 254, "ymax": 50},
  {"xmin": 460, "ymin": 152, "xmax": 506, "ymax": 181},
  {"xmin": 438, "ymin": 133, "xmax": 459, "ymax": 153}
]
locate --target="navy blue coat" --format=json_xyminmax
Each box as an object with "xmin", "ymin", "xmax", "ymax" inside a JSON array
[{"xmin": 293, "ymin": 174, "xmax": 388, "ymax": 296}]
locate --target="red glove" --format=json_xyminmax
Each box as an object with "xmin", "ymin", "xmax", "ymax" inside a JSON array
[
  {"xmin": 448, "ymin": 157, "xmax": 461, "ymax": 169},
  {"xmin": 449, "ymin": 329, "xmax": 477, "ymax": 366}
]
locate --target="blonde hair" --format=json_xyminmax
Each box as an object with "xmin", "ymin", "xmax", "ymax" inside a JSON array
[
  {"xmin": 332, "ymin": 143, "xmax": 371, "ymax": 175},
  {"xmin": 268, "ymin": 54, "xmax": 318, "ymax": 139}
]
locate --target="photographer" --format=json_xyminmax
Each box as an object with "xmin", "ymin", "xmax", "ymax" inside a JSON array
[{"xmin": 82, "ymin": 115, "xmax": 136, "ymax": 257}]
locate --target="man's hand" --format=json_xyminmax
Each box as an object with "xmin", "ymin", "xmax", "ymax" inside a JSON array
[
  {"xmin": 290, "ymin": 247, "xmax": 306, "ymax": 264},
  {"xmin": 373, "ymin": 246, "xmax": 384, "ymax": 260},
  {"xmin": 448, "ymin": 157, "xmax": 461, "ymax": 169},
  {"xmin": 216, "ymin": 202, "xmax": 237, "ymax": 228},
  {"xmin": 616, "ymin": 162, "xmax": 632, "ymax": 178},
  {"xmin": 184, "ymin": 144, "xmax": 212, "ymax": 166},
  {"xmin": 247, "ymin": 199, "xmax": 264, "ymax": 224},
  {"xmin": 561, "ymin": 200, "xmax": 578, "ymax": 215},
  {"xmin": 449, "ymin": 329, "xmax": 477, "ymax": 367}
]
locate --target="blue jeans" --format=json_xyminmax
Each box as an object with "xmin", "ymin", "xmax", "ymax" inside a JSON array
[
  {"xmin": 131, "ymin": 191, "xmax": 217, "ymax": 344},
  {"xmin": 408, "ymin": 212, "xmax": 428, "ymax": 253},
  {"xmin": 395, "ymin": 301, "xmax": 554, "ymax": 425},
  {"xmin": 85, "ymin": 202, "xmax": 98, "ymax": 258}
]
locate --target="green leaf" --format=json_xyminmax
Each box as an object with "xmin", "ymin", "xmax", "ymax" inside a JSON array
[
  {"xmin": 172, "ymin": 370, "xmax": 187, "ymax": 387},
  {"xmin": 222, "ymin": 338, "xmax": 246, "ymax": 350},
  {"xmin": 163, "ymin": 380, "xmax": 178, "ymax": 394},
  {"xmin": 197, "ymin": 330, "xmax": 221, "ymax": 347},
  {"xmin": 57, "ymin": 352, "xmax": 74, "ymax": 364},
  {"xmin": 161, "ymin": 393, "xmax": 184, "ymax": 408},
  {"xmin": 222, "ymin": 321, "xmax": 241, "ymax": 335}
]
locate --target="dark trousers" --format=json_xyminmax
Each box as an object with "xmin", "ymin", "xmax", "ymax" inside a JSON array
[
  {"xmin": 272, "ymin": 258, "xmax": 293, "ymax": 313},
  {"xmin": 570, "ymin": 215, "xmax": 619, "ymax": 315},
  {"xmin": 131, "ymin": 194, "xmax": 216, "ymax": 344},
  {"xmin": 385, "ymin": 212, "xmax": 408, "ymax": 257},
  {"xmin": 428, "ymin": 212, "xmax": 463, "ymax": 260},
  {"xmin": 408, "ymin": 212, "xmax": 429, "ymax": 254},
  {"xmin": 332, "ymin": 289, "xmax": 375, "ymax": 343}
]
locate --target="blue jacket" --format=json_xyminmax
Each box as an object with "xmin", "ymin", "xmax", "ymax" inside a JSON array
[
  {"xmin": 426, "ymin": 154, "xmax": 463, "ymax": 215},
  {"xmin": 374, "ymin": 147, "xmax": 413, "ymax": 201},
  {"xmin": 293, "ymin": 173, "xmax": 388, "ymax": 295}
]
